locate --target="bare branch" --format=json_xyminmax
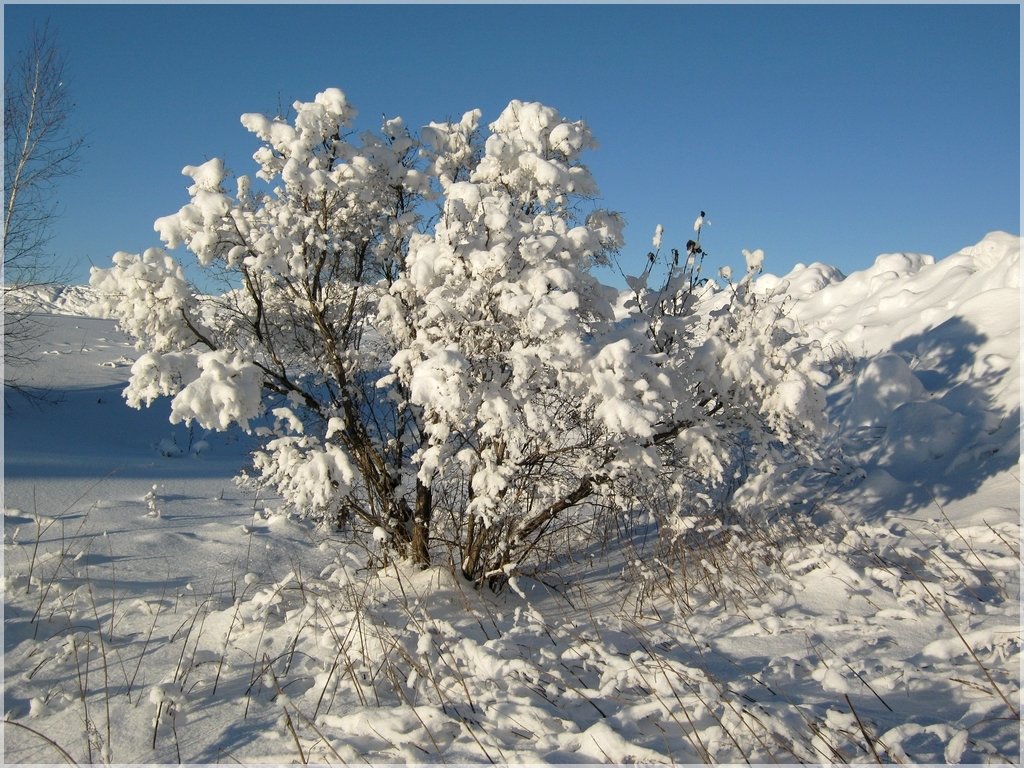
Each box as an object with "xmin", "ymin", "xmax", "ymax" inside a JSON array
[{"xmin": 4, "ymin": 20, "xmax": 85, "ymax": 387}]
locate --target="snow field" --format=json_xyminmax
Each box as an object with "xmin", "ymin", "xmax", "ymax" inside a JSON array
[
  {"xmin": 5, "ymin": 496, "xmax": 1018, "ymax": 763},
  {"xmin": 3, "ymin": 231, "xmax": 1020, "ymax": 763}
]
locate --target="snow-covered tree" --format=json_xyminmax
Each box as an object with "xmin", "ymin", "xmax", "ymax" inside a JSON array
[
  {"xmin": 93, "ymin": 88, "xmax": 434, "ymax": 562},
  {"xmin": 4, "ymin": 22, "xmax": 84, "ymax": 385},
  {"xmin": 617, "ymin": 232, "xmax": 833, "ymax": 541},
  {"xmin": 92, "ymin": 88, "xmax": 832, "ymax": 585}
]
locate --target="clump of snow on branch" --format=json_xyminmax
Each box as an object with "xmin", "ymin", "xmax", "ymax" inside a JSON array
[{"xmin": 90, "ymin": 248, "xmax": 206, "ymax": 353}]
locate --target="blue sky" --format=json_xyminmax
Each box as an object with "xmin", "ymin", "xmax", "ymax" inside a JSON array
[{"xmin": 4, "ymin": 3, "xmax": 1020, "ymax": 290}]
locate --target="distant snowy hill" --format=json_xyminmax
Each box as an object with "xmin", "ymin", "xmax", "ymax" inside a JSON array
[
  {"xmin": 4, "ymin": 283, "xmax": 111, "ymax": 317},
  {"xmin": 23, "ymin": 232, "xmax": 1021, "ymax": 341},
  {"xmin": 759, "ymin": 230, "xmax": 1019, "ymax": 366}
]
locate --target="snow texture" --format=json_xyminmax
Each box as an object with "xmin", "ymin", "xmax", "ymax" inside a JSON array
[{"xmin": 5, "ymin": 231, "xmax": 1018, "ymax": 764}]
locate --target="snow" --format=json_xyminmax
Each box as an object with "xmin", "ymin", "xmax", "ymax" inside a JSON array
[
  {"xmin": 4, "ymin": 231, "xmax": 1020, "ymax": 763},
  {"xmin": 168, "ymin": 350, "xmax": 265, "ymax": 432},
  {"xmin": 742, "ymin": 246, "xmax": 764, "ymax": 273}
]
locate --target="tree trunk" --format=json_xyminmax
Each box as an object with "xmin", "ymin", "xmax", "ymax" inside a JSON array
[{"xmin": 410, "ymin": 479, "xmax": 432, "ymax": 567}]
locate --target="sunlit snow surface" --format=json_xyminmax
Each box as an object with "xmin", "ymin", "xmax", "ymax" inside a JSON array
[{"xmin": 4, "ymin": 232, "xmax": 1020, "ymax": 764}]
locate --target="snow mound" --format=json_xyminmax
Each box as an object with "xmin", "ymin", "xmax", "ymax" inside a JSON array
[
  {"xmin": 754, "ymin": 260, "xmax": 846, "ymax": 299},
  {"xmin": 773, "ymin": 230, "xmax": 1019, "ymax": 357},
  {"xmin": 843, "ymin": 352, "xmax": 928, "ymax": 428},
  {"xmin": 772, "ymin": 230, "xmax": 1020, "ymax": 519}
]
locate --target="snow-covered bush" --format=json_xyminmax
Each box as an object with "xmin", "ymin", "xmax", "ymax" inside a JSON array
[
  {"xmin": 91, "ymin": 88, "xmax": 832, "ymax": 585},
  {"xmin": 603, "ymin": 222, "xmax": 840, "ymax": 597}
]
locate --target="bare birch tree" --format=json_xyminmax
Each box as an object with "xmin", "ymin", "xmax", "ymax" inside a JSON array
[{"xmin": 4, "ymin": 21, "xmax": 84, "ymax": 379}]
